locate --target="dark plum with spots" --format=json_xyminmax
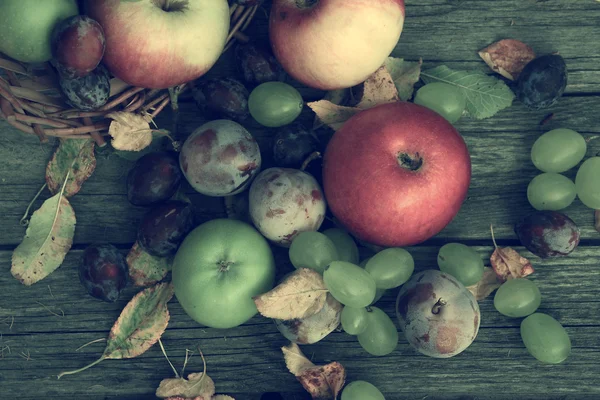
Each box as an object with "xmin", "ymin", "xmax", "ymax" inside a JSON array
[
  {"xmin": 235, "ymin": 42, "xmax": 283, "ymax": 86},
  {"xmin": 179, "ymin": 120, "xmax": 261, "ymax": 197},
  {"xmin": 138, "ymin": 201, "xmax": 196, "ymax": 257},
  {"xmin": 127, "ymin": 151, "xmax": 182, "ymax": 207},
  {"xmin": 515, "ymin": 210, "xmax": 580, "ymax": 258},
  {"xmin": 58, "ymin": 64, "xmax": 110, "ymax": 110},
  {"xmin": 193, "ymin": 77, "xmax": 250, "ymax": 122},
  {"xmin": 516, "ymin": 54, "xmax": 567, "ymax": 110},
  {"xmin": 248, "ymin": 167, "xmax": 326, "ymax": 247},
  {"xmin": 272, "ymin": 123, "xmax": 320, "ymax": 168},
  {"xmin": 79, "ymin": 243, "xmax": 128, "ymax": 302},
  {"xmin": 395, "ymin": 269, "xmax": 480, "ymax": 358}
]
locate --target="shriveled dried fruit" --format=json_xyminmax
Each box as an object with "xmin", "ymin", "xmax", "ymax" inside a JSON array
[
  {"xmin": 193, "ymin": 77, "xmax": 250, "ymax": 122},
  {"xmin": 235, "ymin": 42, "xmax": 282, "ymax": 86},
  {"xmin": 79, "ymin": 243, "xmax": 129, "ymax": 302}
]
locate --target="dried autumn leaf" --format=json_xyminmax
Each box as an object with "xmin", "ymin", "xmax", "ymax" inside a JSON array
[
  {"xmin": 254, "ymin": 268, "xmax": 328, "ymax": 320},
  {"xmin": 11, "ymin": 174, "xmax": 76, "ymax": 286},
  {"xmin": 282, "ymin": 342, "xmax": 346, "ymax": 399},
  {"xmin": 307, "ymin": 100, "xmax": 360, "ymax": 131},
  {"xmin": 467, "ymin": 267, "xmax": 502, "ymax": 301},
  {"xmin": 46, "ymin": 138, "xmax": 96, "ymax": 197},
  {"xmin": 594, "ymin": 210, "xmax": 600, "ymax": 233},
  {"xmin": 106, "ymin": 111, "xmax": 154, "ymax": 151},
  {"xmin": 479, "ymin": 39, "xmax": 536, "ymax": 81},
  {"xmin": 490, "ymin": 225, "xmax": 534, "ymax": 282},
  {"xmin": 311, "ymin": 89, "xmax": 351, "ymax": 129},
  {"xmin": 156, "ymin": 373, "xmax": 215, "ymax": 400},
  {"xmin": 384, "ymin": 57, "xmax": 423, "ymax": 101},
  {"xmin": 127, "ymin": 241, "xmax": 172, "ymax": 287},
  {"xmin": 354, "ymin": 65, "xmax": 399, "ymax": 109},
  {"xmin": 57, "ymin": 282, "xmax": 174, "ymax": 379}
]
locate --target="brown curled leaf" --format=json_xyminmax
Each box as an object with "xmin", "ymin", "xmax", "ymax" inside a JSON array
[
  {"xmin": 156, "ymin": 373, "xmax": 215, "ymax": 400},
  {"xmin": 467, "ymin": 267, "xmax": 502, "ymax": 301},
  {"xmin": 282, "ymin": 342, "xmax": 346, "ymax": 399},
  {"xmin": 126, "ymin": 241, "xmax": 172, "ymax": 287},
  {"xmin": 253, "ymin": 268, "xmax": 328, "ymax": 321},
  {"xmin": 478, "ymin": 39, "xmax": 536, "ymax": 81},
  {"xmin": 490, "ymin": 225, "xmax": 534, "ymax": 282}
]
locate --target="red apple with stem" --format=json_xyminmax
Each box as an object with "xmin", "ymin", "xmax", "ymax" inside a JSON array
[
  {"xmin": 84, "ymin": 0, "xmax": 230, "ymax": 89},
  {"xmin": 269, "ymin": 0, "xmax": 405, "ymax": 90},
  {"xmin": 322, "ymin": 102, "xmax": 471, "ymax": 247}
]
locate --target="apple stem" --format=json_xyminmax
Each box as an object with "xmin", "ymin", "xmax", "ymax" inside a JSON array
[
  {"xmin": 431, "ymin": 298, "xmax": 447, "ymax": 315},
  {"xmin": 398, "ymin": 152, "xmax": 423, "ymax": 171},
  {"xmin": 300, "ymin": 151, "xmax": 322, "ymax": 171}
]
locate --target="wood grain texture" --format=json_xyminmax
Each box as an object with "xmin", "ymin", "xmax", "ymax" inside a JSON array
[
  {"xmin": 0, "ymin": 246, "xmax": 599, "ymax": 399},
  {"xmin": 2, "ymin": 0, "xmax": 600, "ymax": 398},
  {"xmin": 2, "ymin": 96, "xmax": 600, "ymax": 245}
]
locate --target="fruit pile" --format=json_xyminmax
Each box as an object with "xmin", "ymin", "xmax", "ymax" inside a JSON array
[{"xmin": 5, "ymin": 1, "xmax": 597, "ymax": 399}]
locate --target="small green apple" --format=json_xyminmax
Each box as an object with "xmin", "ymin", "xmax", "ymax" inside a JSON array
[
  {"xmin": 172, "ymin": 218, "xmax": 276, "ymax": 329},
  {"xmin": 0, "ymin": 0, "xmax": 79, "ymax": 63}
]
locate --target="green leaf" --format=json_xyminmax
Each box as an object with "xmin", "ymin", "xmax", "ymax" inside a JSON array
[
  {"xmin": 11, "ymin": 175, "xmax": 76, "ymax": 286},
  {"xmin": 421, "ymin": 65, "xmax": 515, "ymax": 119},
  {"xmin": 46, "ymin": 138, "xmax": 96, "ymax": 197},
  {"xmin": 104, "ymin": 282, "xmax": 174, "ymax": 359},
  {"xmin": 57, "ymin": 282, "xmax": 174, "ymax": 379},
  {"xmin": 126, "ymin": 242, "xmax": 172, "ymax": 287},
  {"xmin": 384, "ymin": 57, "xmax": 423, "ymax": 101},
  {"xmin": 307, "ymin": 100, "xmax": 360, "ymax": 131}
]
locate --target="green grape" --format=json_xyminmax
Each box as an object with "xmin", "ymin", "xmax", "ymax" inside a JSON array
[
  {"xmin": 413, "ymin": 82, "xmax": 466, "ymax": 124},
  {"xmin": 365, "ymin": 248, "xmax": 414, "ymax": 289},
  {"xmin": 341, "ymin": 306, "xmax": 368, "ymax": 335},
  {"xmin": 248, "ymin": 82, "xmax": 303, "ymax": 127},
  {"xmin": 357, "ymin": 306, "xmax": 398, "ymax": 356},
  {"xmin": 520, "ymin": 313, "xmax": 571, "ymax": 364},
  {"xmin": 531, "ymin": 128, "xmax": 587, "ymax": 173},
  {"xmin": 437, "ymin": 243, "xmax": 484, "ymax": 287},
  {"xmin": 527, "ymin": 172, "xmax": 576, "ymax": 211},
  {"xmin": 341, "ymin": 380, "xmax": 385, "ymax": 400},
  {"xmin": 323, "ymin": 261, "xmax": 376, "ymax": 308},
  {"xmin": 289, "ymin": 231, "xmax": 339, "ymax": 274},
  {"xmin": 494, "ymin": 278, "xmax": 541, "ymax": 317},
  {"xmin": 323, "ymin": 228, "xmax": 359, "ymax": 264},
  {"xmin": 575, "ymin": 157, "xmax": 600, "ymax": 209}
]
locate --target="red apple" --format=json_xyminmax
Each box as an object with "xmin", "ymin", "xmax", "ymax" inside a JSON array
[
  {"xmin": 84, "ymin": 0, "xmax": 230, "ymax": 89},
  {"xmin": 269, "ymin": 0, "xmax": 405, "ymax": 90},
  {"xmin": 322, "ymin": 102, "xmax": 471, "ymax": 247}
]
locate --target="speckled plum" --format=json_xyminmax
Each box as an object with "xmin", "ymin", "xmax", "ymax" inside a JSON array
[
  {"xmin": 515, "ymin": 211, "xmax": 580, "ymax": 258},
  {"xmin": 180, "ymin": 120, "xmax": 261, "ymax": 197},
  {"xmin": 248, "ymin": 167, "xmax": 326, "ymax": 247},
  {"xmin": 396, "ymin": 269, "xmax": 480, "ymax": 358},
  {"xmin": 59, "ymin": 64, "xmax": 110, "ymax": 111}
]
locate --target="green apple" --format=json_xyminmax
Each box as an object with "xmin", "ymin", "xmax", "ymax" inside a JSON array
[
  {"xmin": 0, "ymin": 0, "xmax": 79, "ymax": 63},
  {"xmin": 172, "ymin": 218, "xmax": 276, "ymax": 329}
]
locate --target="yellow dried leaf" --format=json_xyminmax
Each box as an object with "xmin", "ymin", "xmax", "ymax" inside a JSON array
[{"xmin": 106, "ymin": 111, "xmax": 154, "ymax": 151}]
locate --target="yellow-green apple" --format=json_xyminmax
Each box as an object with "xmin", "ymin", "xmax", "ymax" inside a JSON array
[
  {"xmin": 0, "ymin": 0, "xmax": 78, "ymax": 63},
  {"xmin": 84, "ymin": 0, "xmax": 230, "ymax": 89},
  {"xmin": 322, "ymin": 102, "xmax": 471, "ymax": 247},
  {"xmin": 269, "ymin": 0, "xmax": 405, "ymax": 90}
]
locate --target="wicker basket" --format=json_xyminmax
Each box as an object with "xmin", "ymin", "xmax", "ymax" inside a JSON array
[{"xmin": 0, "ymin": 4, "xmax": 258, "ymax": 145}]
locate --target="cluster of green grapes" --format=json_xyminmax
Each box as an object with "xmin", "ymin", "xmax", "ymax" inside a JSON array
[
  {"xmin": 289, "ymin": 229, "xmax": 415, "ymax": 358},
  {"xmin": 527, "ymin": 128, "xmax": 598, "ymax": 211},
  {"xmin": 438, "ymin": 241, "xmax": 571, "ymax": 364}
]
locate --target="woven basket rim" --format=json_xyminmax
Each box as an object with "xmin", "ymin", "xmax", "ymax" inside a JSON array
[{"xmin": 0, "ymin": 3, "xmax": 259, "ymax": 145}]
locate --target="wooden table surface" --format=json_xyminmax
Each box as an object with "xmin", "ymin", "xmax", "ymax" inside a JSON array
[{"xmin": 2, "ymin": 1, "xmax": 600, "ymax": 399}]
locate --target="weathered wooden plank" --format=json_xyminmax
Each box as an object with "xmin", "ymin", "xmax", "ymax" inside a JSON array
[
  {"xmin": 1, "ymin": 246, "xmax": 599, "ymax": 335},
  {"xmin": 1, "ymin": 245, "xmax": 599, "ymax": 399},
  {"xmin": 3, "ymin": 95, "xmax": 600, "ymax": 246}
]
